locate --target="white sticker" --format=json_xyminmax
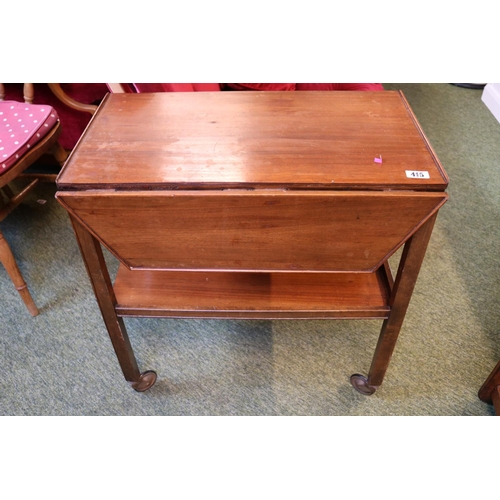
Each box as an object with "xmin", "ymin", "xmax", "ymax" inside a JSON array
[{"xmin": 406, "ymin": 170, "xmax": 430, "ymax": 179}]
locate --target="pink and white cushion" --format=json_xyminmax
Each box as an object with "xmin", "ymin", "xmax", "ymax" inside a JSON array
[{"xmin": 0, "ymin": 100, "xmax": 60, "ymax": 175}]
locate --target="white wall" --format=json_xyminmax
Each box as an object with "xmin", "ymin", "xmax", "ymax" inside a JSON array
[{"xmin": 482, "ymin": 84, "xmax": 500, "ymax": 124}]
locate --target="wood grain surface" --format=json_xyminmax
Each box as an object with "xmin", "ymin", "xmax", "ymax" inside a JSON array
[
  {"xmin": 113, "ymin": 265, "xmax": 392, "ymax": 319},
  {"xmin": 57, "ymin": 190, "xmax": 447, "ymax": 272},
  {"xmin": 56, "ymin": 91, "xmax": 448, "ymax": 191}
]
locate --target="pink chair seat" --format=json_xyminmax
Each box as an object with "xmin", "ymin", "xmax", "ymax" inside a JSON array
[{"xmin": 0, "ymin": 100, "xmax": 60, "ymax": 175}]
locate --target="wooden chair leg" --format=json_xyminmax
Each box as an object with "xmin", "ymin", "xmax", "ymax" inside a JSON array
[
  {"xmin": 0, "ymin": 229, "xmax": 38, "ymax": 316},
  {"xmin": 1, "ymin": 185, "xmax": 15, "ymax": 200},
  {"xmin": 50, "ymin": 141, "xmax": 69, "ymax": 165}
]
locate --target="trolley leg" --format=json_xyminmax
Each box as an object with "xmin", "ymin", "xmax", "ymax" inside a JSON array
[
  {"xmin": 70, "ymin": 216, "xmax": 156, "ymax": 392},
  {"xmin": 351, "ymin": 213, "xmax": 438, "ymax": 395}
]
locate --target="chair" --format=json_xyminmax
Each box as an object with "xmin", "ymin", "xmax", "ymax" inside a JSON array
[{"xmin": 0, "ymin": 83, "xmax": 68, "ymax": 315}]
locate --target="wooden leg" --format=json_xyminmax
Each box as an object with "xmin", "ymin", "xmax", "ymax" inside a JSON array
[
  {"xmin": 50, "ymin": 141, "xmax": 69, "ymax": 165},
  {"xmin": 0, "ymin": 229, "xmax": 38, "ymax": 316},
  {"xmin": 491, "ymin": 386, "xmax": 500, "ymax": 416},
  {"xmin": 1, "ymin": 185, "xmax": 15, "ymax": 200},
  {"xmin": 478, "ymin": 359, "xmax": 500, "ymax": 415},
  {"xmin": 70, "ymin": 216, "xmax": 156, "ymax": 391},
  {"xmin": 351, "ymin": 213, "xmax": 438, "ymax": 395}
]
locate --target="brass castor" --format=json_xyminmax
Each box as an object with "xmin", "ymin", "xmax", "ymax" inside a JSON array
[
  {"xmin": 131, "ymin": 370, "xmax": 157, "ymax": 392},
  {"xmin": 350, "ymin": 374, "xmax": 377, "ymax": 396}
]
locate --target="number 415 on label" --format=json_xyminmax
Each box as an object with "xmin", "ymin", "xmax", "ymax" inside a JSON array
[{"xmin": 406, "ymin": 170, "xmax": 430, "ymax": 179}]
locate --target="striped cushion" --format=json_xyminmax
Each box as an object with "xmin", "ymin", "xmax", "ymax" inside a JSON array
[{"xmin": 0, "ymin": 100, "xmax": 60, "ymax": 175}]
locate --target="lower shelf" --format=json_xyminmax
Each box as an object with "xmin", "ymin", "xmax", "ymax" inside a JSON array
[{"xmin": 113, "ymin": 265, "xmax": 392, "ymax": 319}]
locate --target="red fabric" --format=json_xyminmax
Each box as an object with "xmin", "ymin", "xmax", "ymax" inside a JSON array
[
  {"xmin": 191, "ymin": 83, "xmax": 221, "ymax": 91},
  {"xmin": 131, "ymin": 83, "xmax": 221, "ymax": 93},
  {"xmin": 161, "ymin": 83, "xmax": 195, "ymax": 92},
  {"xmin": 106, "ymin": 83, "xmax": 135, "ymax": 93},
  {"xmin": 120, "ymin": 83, "xmax": 382, "ymax": 93},
  {"xmin": 133, "ymin": 83, "xmax": 170, "ymax": 92},
  {"xmin": 295, "ymin": 83, "xmax": 384, "ymax": 91},
  {"xmin": 0, "ymin": 100, "xmax": 59, "ymax": 174},
  {"xmin": 224, "ymin": 83, "xmax": 383, "ymax": 92},
  {"xmin": 224, "ymin": 83, "xmax": 296, "ymax": 91}
]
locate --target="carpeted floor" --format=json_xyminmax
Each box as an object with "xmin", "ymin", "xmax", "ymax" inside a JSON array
[{"xmin": 1, "ymin": 83, "xmax": 500, "ymax": 415}]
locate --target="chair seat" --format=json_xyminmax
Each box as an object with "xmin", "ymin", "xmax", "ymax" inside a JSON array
[{"xmin": 0, "ymin": 100, "xmax": 60, "ymax": 174}]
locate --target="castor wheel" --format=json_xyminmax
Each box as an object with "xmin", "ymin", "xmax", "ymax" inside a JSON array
[
  {"xmin": 131, "ymin": 370, "xmax": 157, "ymax": 392},
  {"xmin": 350, "ymin": 374, "xmax": 377, "ymax": 396}
]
